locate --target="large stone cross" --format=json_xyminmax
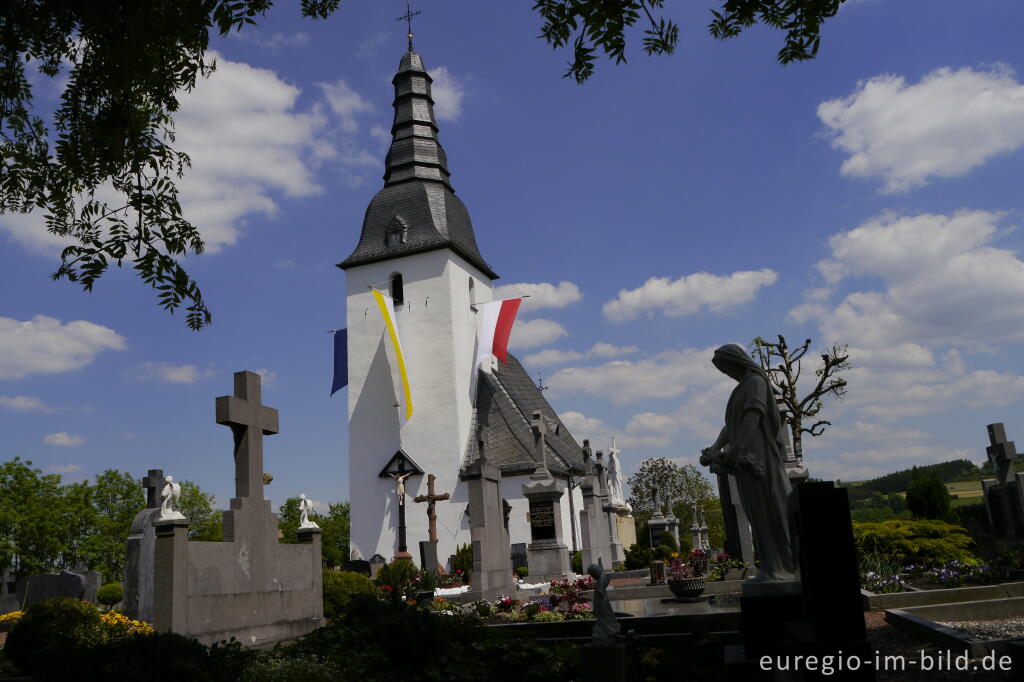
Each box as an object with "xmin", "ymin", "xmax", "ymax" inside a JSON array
[
  {"xmin": 216, "ymin": 371, "xmax": 279, "ymax": 500},
  {"xmin": 414, "ymin": 473, "xmax": 450, "ymax": 542},
  {"xmin": 142, "ymin": 468, "xmax": 165, "ymax": 508},
  {"xmin": 987, "ymin": 423, "xmax": 1017, "ymax": 488}
]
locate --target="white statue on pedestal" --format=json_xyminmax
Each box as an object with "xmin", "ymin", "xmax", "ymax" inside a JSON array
[
  {"xmin": 159, "ymin": 475, "xmax": 185, "ymax": 521},
  {"xmin": 298, "ymin": 494, "xmax": 320, "ymax": 529},
  {"xmin": 606, "ymin": 437, "xmax": 630, "ymax": 511}
]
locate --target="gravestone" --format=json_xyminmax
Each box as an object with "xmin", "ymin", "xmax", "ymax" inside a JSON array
[
  {"xmin": 462, "ymin": 424, "xmax": 515, "ymax": 599},
  {"xmin": 344, "ymin": 559, "xmax": 371, "ymax": 576},
  {"xmin": 521, "ymin": 412, "xmax": 571, "ymax": 579},
  {"xmin": 982, "ymin": 423, "xmax": 1024, "ymax": 539},
  {"xmin": 579, "ymin": 442, "xmax": 613, "ymax": 569},
  {"xmin": 369, "ymin": 554, "xmax": 387, "ymax": 579},
  {"xmin": 647, "ymin": 486, "xmax": 668, "ymax": 548},
  {"xmin": 717, "ymin": 471, "xmax": 755, "ymax": 569},
  {"xmin": 14, "ymin": 569, "xmax": 86, "ymax": 609},
  {"xmin": 73, "ymin": 560, "xmax": 101, "ymax": 603},
  {"xmin": 124, "ymin": 468, "xmax": 164, "ymax": 623},
  {"xmin": 152, "ymin": 371, "xmax": 323, "ymax": 646}
]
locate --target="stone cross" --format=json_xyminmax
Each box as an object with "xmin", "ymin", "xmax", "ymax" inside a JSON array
[
  {"xmin": 531, "ymin": 411, "xmax": 549, "ymax": 473},
  {"xmin": 216, "ymin": 371, "xmax": 279, "ymax": 500},
  {"xmin": 414, "ymin": 474, "xmax": 450, "ymax": 543},
  {"xmin": 143, "ymin": 469, "xmax": 165, "ymax": 508},
  {"xmin": 987, "ymin": 423, "xmax": 1017, "ymax": 487}
]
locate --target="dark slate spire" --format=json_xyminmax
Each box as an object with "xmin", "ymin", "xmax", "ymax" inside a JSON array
[{"xmin": 338, "ymin": 50, "xmax": 497, "ymax": 279}]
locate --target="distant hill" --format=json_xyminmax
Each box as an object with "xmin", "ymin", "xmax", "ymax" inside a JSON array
[{"xmin": 853, "ymin": 459, "xmax": 984, "ymax": 495}]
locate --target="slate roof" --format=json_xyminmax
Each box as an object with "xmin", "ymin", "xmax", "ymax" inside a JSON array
[
  {"xmin": 462, "ymin": 354, "xmax": 586, "ymax": 478},
  {"xmin": 338, "ymin": 51, "xmax": 497, "ymax": 279}
]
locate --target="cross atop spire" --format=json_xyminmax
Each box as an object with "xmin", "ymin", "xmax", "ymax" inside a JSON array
[{"xmin": 397, "ymin": 2, "xmax": 421, "ymax": 51}]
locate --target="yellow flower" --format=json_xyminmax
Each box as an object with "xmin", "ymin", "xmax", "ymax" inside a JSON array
[{"xmin": 0, "ymin": 610, "xmax": 23, "ymax": 626}]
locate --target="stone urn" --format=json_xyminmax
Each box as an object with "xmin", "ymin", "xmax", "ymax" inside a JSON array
[{"xmin": 668, "ymin": 576, "xmax": 705, "ymax": 599}]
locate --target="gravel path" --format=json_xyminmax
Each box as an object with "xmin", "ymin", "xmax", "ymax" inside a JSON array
[{"xmin": 936, "ymin": 618, "xmax": 1024, "ymax": 640}]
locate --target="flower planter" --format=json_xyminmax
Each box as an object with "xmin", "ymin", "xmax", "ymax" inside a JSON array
[{"xmin": 668, "ymin": 577, "xmax": 705, "ymax": 599}]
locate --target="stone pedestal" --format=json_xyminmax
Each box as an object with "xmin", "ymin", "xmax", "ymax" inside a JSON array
[
  {"xmin": 153, "ymin": 518, "xmax": 190, "ymax": 634},
  {"xmin": 648, "ymin": 511, "xmax": 668, "ymax": 548},
  {"xmin": 614, "ymin": 513, "xmax": 636, "ymax": 550},
  {"xmin": 462, "ymin": 440, "xmax": 514, "ymax": 600},
  {"xmin": 580, "ymin": 471, "xmax": 612, "ymax": 570},
  {"xmin": 523, "ymin": 474, "xmax": 570, "ymax": 580}
]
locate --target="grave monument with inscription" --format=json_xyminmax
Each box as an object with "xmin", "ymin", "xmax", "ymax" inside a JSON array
[{"xmin": 522, "ymin": 411, "xmax": 572, "ymax": 579}]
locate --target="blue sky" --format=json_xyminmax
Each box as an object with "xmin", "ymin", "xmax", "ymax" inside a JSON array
[{"xmin": 4, "ymin": 0, "xmax": 1024, "ymax": 511}]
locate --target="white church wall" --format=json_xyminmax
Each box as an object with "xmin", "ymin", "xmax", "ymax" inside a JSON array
[{"xmin": 346, "ymin": 249, "xmax": 493, "ymax": 564}]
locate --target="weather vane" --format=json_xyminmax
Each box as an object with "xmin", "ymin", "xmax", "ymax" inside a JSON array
[
  {"xmin": 397, "ymin": 2, "xmax": 421, "ymax": 51},
  {"xmin": 537, "ymin": 373, "xmax": 548, "ymax": 392}
]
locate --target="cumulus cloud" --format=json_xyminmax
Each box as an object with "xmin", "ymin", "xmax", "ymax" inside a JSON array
[
  {"xmin": 429, "ymin": 66, "xmax": 465, "ymax": 121},
  {"xmin": 492, "ymin": 281, "xmax": 582, "ymax": 312},
  {"xmin": 819, "ymin": 65, "xmax": 1024, "ymax": 192},
  {"xmin": 603, "ymin": 270, "xmax": 778, "ymax": 322},
  {"xmin": 508, "ymin": 319, "xmax": 568, "ymax": 350},
  {"xmin": 44, "ymin": 432, "xmax": 84, "ymax": 447},
  {"xmin": 0, "ymin": 53, "xmax": 378, "ymax": 253},
  {"xmin": 233, "ymin": 31, "xmax": 310, "ymax": 50},
  {"xmin": 559, "ymin": 410, "xmax": 676, "ymax": 450},
  {"xmin": 0, "ymin": 315, "xmax": 126, "ymax": 380},
  {"xmin": 805, "ymin": 210, "xmax": 1024, "ymax": 350},
  {"xmin": 547, "ymin": 346, "xmax": 723, "ymax": 404},
  {"xmin": 524, "ymin": 342, "xmax": 638, "ymax": 367},
  {"xmin": 0, "ymin": 395, "xmax": 53, "ymax": 412},
  {"xmin": 254, "ymin": 368, "xmax": 277, "ymax": 388},
  {"xmin": 129, "ymin": 362, "xmax": 209, "ymax": 384}
]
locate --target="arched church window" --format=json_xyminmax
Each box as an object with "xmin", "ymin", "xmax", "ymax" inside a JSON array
[{"xmin": 390, "ymin": 272, "xmax": 404, "ymax": 306}]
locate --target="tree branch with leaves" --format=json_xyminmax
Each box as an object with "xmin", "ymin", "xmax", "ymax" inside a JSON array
[{"xmin": 749, "ymin": 335, "xmax": 849, "ymax": 462}]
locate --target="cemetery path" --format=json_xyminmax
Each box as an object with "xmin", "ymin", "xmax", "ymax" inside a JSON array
[{"xmin": 865, "ymin": 611, "xmax": 1016, "ymax": 681}]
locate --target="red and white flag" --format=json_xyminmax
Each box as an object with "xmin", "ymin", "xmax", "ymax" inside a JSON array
[{"xmin": 476, "ymin": 298, "xmax": 522, "ymax": 368}]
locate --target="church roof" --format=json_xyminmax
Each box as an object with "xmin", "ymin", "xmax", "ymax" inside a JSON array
[
  {"xmin": 337, "ymin": 50, "xmax": 497, "ymax": 279},
  {"xmin": 462, "ymin": 354, "xmax": 586, "ymax": 478}
]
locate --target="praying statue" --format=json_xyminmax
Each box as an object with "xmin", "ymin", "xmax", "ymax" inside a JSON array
[
  {"xmin": 699, "ymin": 344, "xmax": 798, "ymax": 583},
  {"xmin": 587, "ymin": 559, "xmax": 620, "ymax": 646},
  {"xmin": 159, "ymin": 475, "xmax": 185, "ymax": 521},
  {"xmin": 298, "ymin": 493, "xmax": 319, "ymax": 529}
]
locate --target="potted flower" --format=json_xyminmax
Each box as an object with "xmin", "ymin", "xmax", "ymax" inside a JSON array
[{"xmin": 667, "ymin": 552, "xmax": 707, "ymax": 599}]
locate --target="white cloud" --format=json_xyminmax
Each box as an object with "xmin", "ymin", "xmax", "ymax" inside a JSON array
[
  {"xmin": 523, "ymin": 342, "xmax": 638, "ymax": 367},
  {"xmin": 548, "ymin": 346, "xmax": 723, "ymax": 404},
  {"xmin": 508, "ymin": 319, "xmax": 568, "ymax": 349},
  {"xmin": 318, "ymin": 79, "xmax": 374, "ymax": 133},
  {"xmin": 130, "ymin": 362, "xmax": 207, "ymax": 384},
  {"xmin": 603, "ymin": 270, "xmax": 778, "ymax": 322},
  {"xmin": 0, "ymin": 315, "xmax": 126, "ymax": 380},
  {"xmin": 254, "ymin": 368, "xmax": 277, "ymax": 388},
  {"xmin": 44, "ymin": 432, "xmax": 84, "ymax": 447},
  {"xmin": 0, "ymin": 395, "xmax": 53, "ymax": 412},
  {"xmin": 233, "ymin": 31, "xmax": 310, "ymax": 50},
  {"xmin": 44, "ymin": 464, "xmax": 83, "ymax": 474},
  {"xmin": 807, "ymin": 210, "xmax": 1024, "ymax": 350},
  {"xmin": 819, "ymin": 65, "xmax": 1024, "ymax": 192},
  {"xmin": 492, "ymin": 281, "xmax": 582, "ymax": 312},
  {"xmin": 429, "ymin": 66, "xmax": 465, "ymax": 121}
]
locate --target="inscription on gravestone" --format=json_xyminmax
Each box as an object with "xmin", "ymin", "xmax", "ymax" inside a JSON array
[{"xmin": 529, "ymin": 500, "xmax": 556, "ymax": 541}]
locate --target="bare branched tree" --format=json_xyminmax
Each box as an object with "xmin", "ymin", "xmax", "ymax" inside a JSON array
[{"xmin": 749, "ymin": 335, "xmax": 850, "ymax": 462}]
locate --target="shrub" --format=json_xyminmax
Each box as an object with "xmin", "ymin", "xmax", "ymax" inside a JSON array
[
  {"xmin": 72, "ymin": 632, "xmax": 251, "ymax": 682},
  {"xmin": 4, "ymin": 597, "xmax": 107, "ymax": 674},
  {"xmin": 516, "ymin": 566, "xmax": 529, "ymax": 580},
  {"xmin": 96, "ymin": 582, "xmax": 123, "ymax": 611},
  {"xmin": 452, "ymin": 543, "xmax": 473, "ymax": 578},
  {"xmin": 571, "ymin": 550, "xmax": 582, "ymax": 574},
  {"xmin": 323, "ymin": 570, "xmax": 378, "ymax": 619},
  {"xmin": 244, "ymin": 654, "xmax": 343, "ymax": 682},
  {"xmin": 853, "ymin": 519, "xmax": 977, "ymax": 565},
  {"xmin": 99, "ymin": 610, "xmax": 154, "ymax": 637},
  {"xmin": 906, "ymin": 470, "xmax": 955, "ymax": 522},
  {"xmin": 0, "ymin": 610, "xmax": 22, "ymax": 628},
  {"xmin": 376, "ymin": 559, "xmax": 418, "ymax": 601},
  {"xmin": 533, "ymin": 609, "xmax": 564, "ymax": 622},
  {"xmin": 623, "ymin": 543, "xmax": 652, "ymax": 570}
]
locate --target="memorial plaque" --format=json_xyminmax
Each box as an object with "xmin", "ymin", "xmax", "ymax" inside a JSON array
[{"xmin": 528, "ymin": 500, "xmax": 556, "ymax": 541}]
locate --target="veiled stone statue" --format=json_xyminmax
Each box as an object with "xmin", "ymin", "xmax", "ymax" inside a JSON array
[
  {"xmin": 587, "ymin": 560, "xmax": 620, "ymax": 646},
  {"xmin": 298, "ymin": 494, "xmax": 320, "ymax": 529},
  {"xmin": 159, "ymin": 475, "xmax": 185, "ymax": 521},
  {"xmin": 699, "ymin": 344, "xmax": 798, "ymax": 583}
]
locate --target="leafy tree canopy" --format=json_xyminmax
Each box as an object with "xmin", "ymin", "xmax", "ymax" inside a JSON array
[{"xmin": 626, "ymin": 457, "xmax": 714, "ymax": 516}]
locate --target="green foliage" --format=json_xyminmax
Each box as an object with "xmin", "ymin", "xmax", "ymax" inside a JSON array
[
  {"xmin": 623, "ymin": 543, "xmax": 652, "ymax": 570},
  {"xmin": 653, "ymin": 529, "xmax": 678, "ymax": 560},
  {"xmin": 4, "ymin": 597, "xmax": 107, "ymax": 673},
  {"xmin": 71, "ymin": 633, "xmax": 251, "ymax": 682},
  {"xmin": 244, "ymin": 654, "xmax": 343, "ymax": 682},
  {"xmin": 376, "ymin": 559, "xmax": 418, "ymax": 601},
  {"xmin": 322, "ymin": 570, "xmax": 377, "ymax": 620},
  {"xmin": 179, "ymin": 481, "xmax": 223, "ymax": 541},
  {"xmin": 571, "ymin": 550, "xmax": 582, "ymax": 574},
  {"xmin": 453, "ymin": 542, "xmax": 473, "ymax": 577},
  {"xmin": 79, "ymin": 469, "xmax": 145, "ymax": 582},
  {"xmin": 96, "ymin": 583, "xmax": 123, "ymax": 610},
  {"xmin": 626, "ymin": 458, "xmax": 714, "ymax": 516},
  {"xmin": 516, "ymin": 566, "xmax": 529, "ymax": 579},
  {"xmin": 857, "ymin": 460, "xmax": 982, "ymax": 495},
  {"xmin": 906, "ymin": 469, "xmax": 955, "ymax": 522},
  {"xmin": 0, "ymin": 458, "xmax": 69, "ymax": 577},
  {"xmin": 318, "ymin": 502, "xmax": 350, "ymax": 568},
  {"xmin": 853, "ymin": 519, "xmax": 978, "ymax": 566},
  {"xmin": 277, "ymin": 497, "xmax": 302, "ymax": 543},
  {"xmin": 284, "ymin": 594, "xmax": 572, "ymax": 681}
]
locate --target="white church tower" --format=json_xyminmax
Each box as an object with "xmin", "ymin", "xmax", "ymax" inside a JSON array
[{"xmin": 339, "ymin": 48, "xmax": 500, "ymax": 564}]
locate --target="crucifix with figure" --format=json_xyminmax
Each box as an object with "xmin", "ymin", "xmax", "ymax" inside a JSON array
[
  {"xmin": 379, "ymin": 450, "xmax": 423, "ymax": 561},
  {"xmin": 415, "ymin": 473, "xmax": 449, "ymax": 573}
]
